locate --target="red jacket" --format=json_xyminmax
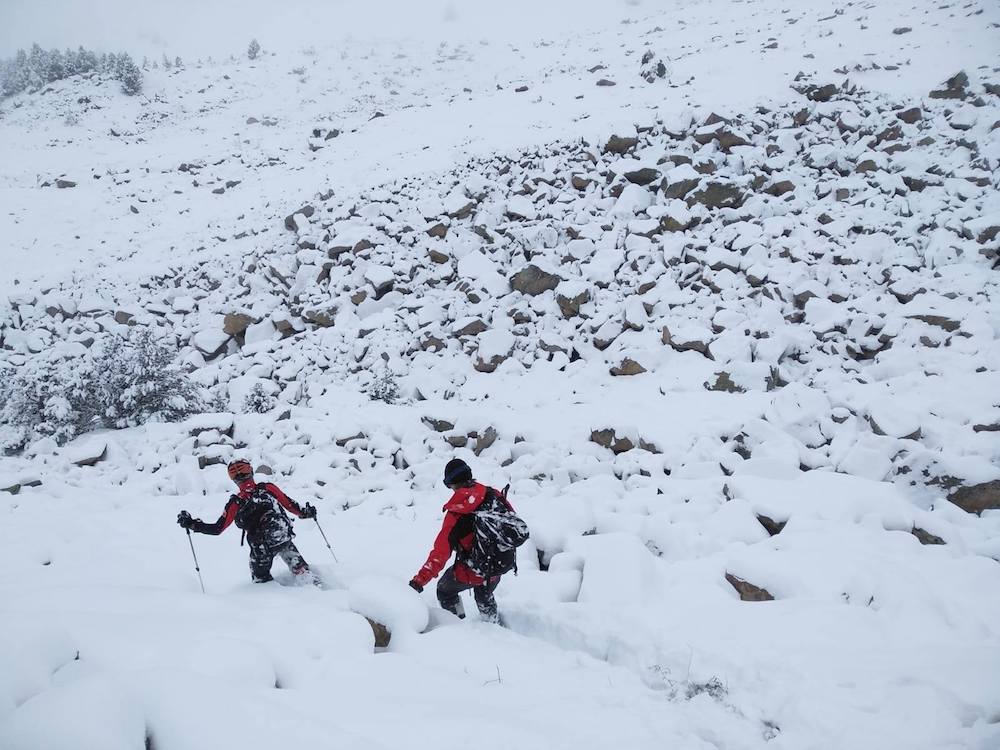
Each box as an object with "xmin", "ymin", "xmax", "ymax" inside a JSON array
[
  {"xmin": 413, "ymin": 482, "xmax": 513, "ymax": 587},
  {"xmin": 191, "ymin": 482, "xmax": 307, "ymax": 535}
]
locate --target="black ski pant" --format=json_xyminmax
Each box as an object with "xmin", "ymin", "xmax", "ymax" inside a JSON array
[
  {"xmin": 436, "ymin": 565, "xmax": 500, "ymax": 620},
  {"xmin": 248, "ymin": 539, "xmax": 309, "ymax": 583}
]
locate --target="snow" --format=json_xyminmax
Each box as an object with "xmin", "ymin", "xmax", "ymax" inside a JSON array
[{"xmin": 2, "ymin": 0, "xmax": 1000, "ymax": 748}]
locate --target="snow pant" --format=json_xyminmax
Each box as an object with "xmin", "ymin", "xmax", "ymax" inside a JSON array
[
  {"xmin": 436, "ymin": 565, "xmax": 500, "ymax": 622},
  {"xmin": 248, "ymin": 539, "xmax": 309, "ymax": 583}
]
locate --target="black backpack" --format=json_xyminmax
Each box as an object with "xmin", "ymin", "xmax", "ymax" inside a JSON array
[
  {"xmin": 234, "ymin": 484, "xmax": 290, "ymax": 537},
  {"xmin": 466, "ymin": 485, "xmax": 530, "ymax": 578}
]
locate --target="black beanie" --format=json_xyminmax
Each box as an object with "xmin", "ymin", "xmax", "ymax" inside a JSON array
[{"xmin": 443, "ymin": 458, "xmax": 473, "ymax": 487}]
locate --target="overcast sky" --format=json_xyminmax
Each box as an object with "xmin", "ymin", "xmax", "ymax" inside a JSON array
[{"xmin": 0, "ymin": 0, "xmax": 641, "ymax": 58}]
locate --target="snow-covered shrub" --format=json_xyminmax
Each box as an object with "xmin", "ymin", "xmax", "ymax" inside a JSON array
[
  {"xmin": 115, "ymin": 53, "xmax": 142, "ymax": 96},
  {"xmin": 367, "ymin": 368, "xmax": 399, "ymax": 404},
  {"xmin": 0, "ymin": 352, "xmax": 97, "ymax": 452},
  {"xmin": 247, "ymin": 39, "xmax": 261, "ymax": 61},
  {"xmin": 90, "ymin": 329, "xmax": 205, "ymax": 428},
  {"xmin": 242, "ymin": 383, "xmax": 276, "ymax": 414}
]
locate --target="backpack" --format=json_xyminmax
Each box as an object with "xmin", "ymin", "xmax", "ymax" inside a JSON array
[
  {"xmin": 234, "ymin": 484, "xmax": 290, "ymax": 538},
  {"xmin": 466, "ymin": 485, "xmax": 530, "ymax": 578}
]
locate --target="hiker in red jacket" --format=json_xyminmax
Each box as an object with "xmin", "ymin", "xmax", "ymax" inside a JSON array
[
  {"xmin": 177, "ymin": 459, "xmax": 317, "ymax": 583},
  {"xmin": 409, "ymin": 458, "xmax": 519, "ymax": 623}
]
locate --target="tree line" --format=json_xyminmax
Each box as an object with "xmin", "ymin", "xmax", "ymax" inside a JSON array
[{"xmin": 0, "ymin": 43, "xmax": 143, "ymax": 98}]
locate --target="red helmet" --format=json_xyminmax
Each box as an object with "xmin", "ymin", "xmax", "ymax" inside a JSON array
[{"xmin": 227, "ymin": 460, "xmax": 253, "ymax": 482}]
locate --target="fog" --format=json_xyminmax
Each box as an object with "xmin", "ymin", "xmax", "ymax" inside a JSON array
[{"xmin": 0, "ymin": 0, "xmax": 642, "ymax": 58}]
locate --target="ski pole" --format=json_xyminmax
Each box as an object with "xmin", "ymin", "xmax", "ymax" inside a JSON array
[
  {"xmin": 313, "ymin": 518, "xmax": 339, "ymax": 562},
  {"xmin": 185, "ymin": 528, "xmax": 206, "ymax": 594}
]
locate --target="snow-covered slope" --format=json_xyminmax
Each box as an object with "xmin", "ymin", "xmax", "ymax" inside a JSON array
[{"xmin": 2, "ymin": 1, "xmax": 1000, "ymax": 748}]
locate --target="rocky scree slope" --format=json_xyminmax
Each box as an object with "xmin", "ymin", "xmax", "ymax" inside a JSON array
[{"xmin": 2, "ymin": 72, "xmax": 999, "ymax": 513}]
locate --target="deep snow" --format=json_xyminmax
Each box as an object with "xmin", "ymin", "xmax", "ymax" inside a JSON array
[{"xmin": 3, "ymin": 1, "xmax": 1000, "ymax": 748}]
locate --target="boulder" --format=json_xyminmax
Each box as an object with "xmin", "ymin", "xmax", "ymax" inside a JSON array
[
  {"xmin": 624, "ymin": 168, "xmax": 661, "ymax": 186},
  {"xmin": 556, "ymin": 287, "xmax": 591, "ymax": 318},
  {"xmin": 192, "ymin": 329, "xmax": 230, "ymax": 359},
  {"xmin": 68, "ymin": 440, "xmax": 107, "ymax": 468},
  {"xmin": 604, "ymin": 134, "xmax": 639, "ymax": 155},
  {"xmin": 610, "ymin": 358, "xmax": 646, "ymax": 376},
  {"xmin": 510, "ymin": 265, "xmax": 562, "ymax": 296},
  {"xmin": 704, "ymin": 372, "xmax": 744, "ymax": 393},
  {"xmin": 474, "ymin": 427, "xmax": 499, "ymax": 456},
  {"xmin": 756, "ymin": 515, "xmax": 786, "ymax": 536},
  {"xmin": 366, "ymin": 618, "xmax": 392, "ymax": 648},
  {"xmin": 765, "ymin": 180, "xmax": 796, "ymax": 197},
  {"xmin": 223, "ymin": 313, "xmax": 254, "ymax": 337},
  {"xmin": 687, "ymin": 182, "xmax": 745, "ymax": 210},
  {"xmin": 475, "ymin": 330, "xmax": 515, "ymax": 373},
  {"xmin": 803, "ymin": 83, "xmax": 838, "ymax": 102},
  {"xmin": 896, "ymin": 107, "xmax": 923, "ymax": 124},
  {"xmin": 426, "ymin": 222, "xmax": 448, "ymax": 239},
  {"xmin": 452, "ymin": 318, "xmax": 488, "ymax": 337},
  {"xmin": 725, "ymin": 573, "xmax": 774, "ymax": 601},
  {"xmin": 422, "ymin": 417, "xmax": 455, "ymax": 433},
  {"xmin": 590, "ymin": 428, "xmax": 635, "ymax": 455},
  {"xmin": 929, "ymin": 71, "xmax": 969, "ymax": 100},
  {"xmin": 911, "ymin": 527, "xmax": 945, "ymax": 545},
  {"xmin": 948, "ymin": 480, "xmax": 1000, "ymax": 515},
  {"xmin": 283, "ymin": 205, "xmax": 315, "ymax": 231}
]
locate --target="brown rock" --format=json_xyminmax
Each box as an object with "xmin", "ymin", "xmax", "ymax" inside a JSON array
[
  {"xmin": 687, "ymin": 182, "xmax": 745, "ymax": 210},
  {"xmin": 765, "ymin": 180, "xmax": 795, "ymax": 197},
  {"xmin": 624, "ymin": 168, "xmax": 661, "ymax": 186},
  {"xmin": 510, "ymin": 265, "xmax": 562, "ymax": 296},
  {"xmin": 474, "ymin": 427, "xmax": 499, "ymax": 456},
  {"xmin": 907, "ymin": 315, "xmax": 960, "ymax": 333},
  {"xmin": 610, "ymin": 358, "xmax": 646, "ymax": 376},
  {"xmin": 929, "ymin": 71, "xmax": 969, "ymax": 100},
  {"xmin": 757, "ymin": 514, "xmax": 787, "ymax": 536},
  {"xmin": 453, "ymin": 319, "xmax": 488, "ymax": 337},
  {"xmin": 284, "ymin": 205, "xmax": 315, "ymax": 231},
  {"xmin": 556, "ymin": 289, "xmax": 591, "ymax": 318},
  {"xmin": 604, "ymin": 134, "xmax": 639, "ymax": 155},
  {"xmin": 428, "ymin": 249, "xmax": 450, "ymax": 264},
  {"xmin": 426, "ymin": 222, "xmax": 448, "ymax": 239},
  {"xmin": 223, "ymin": 313, "xmax": 254, "ymax": 337},
  {"xmin": 571, "ymin": 175, "xmax": 591, "ymax": 190},
  {"xmin": 896, "ymin": 107, "xmax": 922, "ymax": 124},
  {"xmin": 590, "ymin": 428, "xmax": 635, "ymax": 455},
  {"xmin": 911, "ymin": 527, "xmax": 945, "ymax": 545},
  {"xmin": 422, "ymin": 417, "xmax": 455, "ymax": 433},
  {"xmin": 366, "ymin": 618, "xmax": 392, "ymax": 648},
  {"xmin": 948, "ymin": 480, "xmax": 1000, "ymax": 515},
  {"xmin": 704, "ymin": 371, "xmax": 745, "ymax": 393},
  {"xmin": 725, "ymin": 573, "xmax": 774, "ymax": 601}
]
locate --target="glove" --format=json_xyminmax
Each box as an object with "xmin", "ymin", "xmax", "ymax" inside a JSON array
[
  {"xmin": 301, "ymin": 503, "xmax": 317, "ymax": 519},
  {"xmin": 408, "ymin": 579, "xmax": 423, "ymax": 593},
  {"xmin": 177, "ymin": 511, "xmax": 194, "ymax": 529}
]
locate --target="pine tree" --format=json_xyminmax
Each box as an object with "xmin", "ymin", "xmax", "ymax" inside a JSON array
[
  {"xmin": 247, "ymin": 38, "xmax": 261, "ymax": 61},
  {"xmin": 116, "ymin": 53, "xmax": 143, "ymax": 95},
  {"xmin": 46, "ymin": 48, "xmax": 65, "ymax": 82},
  {"xmin": 90, "ymin": 329, "xmax": 206, "ymax": 428},
  {"xmin": 162, "ymin": 53, "xmax": 172, "ymax": 70},
  {"xmin": 77, "ymin": 46, "xmax": 98, "ymax": 75}
]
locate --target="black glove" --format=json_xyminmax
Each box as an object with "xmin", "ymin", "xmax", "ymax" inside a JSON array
[
  {"xmin": 408, "ymin": 579, "xmax": 423, "ymax": 593},
  {"xmin": 301, "ymin": 503, "xmax": 317, "ymax": 519},
  {"xmin": 177, "ymin": 511, "xmax": 194, "ymax": 529}
]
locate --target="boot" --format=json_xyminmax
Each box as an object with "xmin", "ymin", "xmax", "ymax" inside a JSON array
[{"xmin": 440, "ymin": 597, "xmax": 466, "ymax": 619}]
